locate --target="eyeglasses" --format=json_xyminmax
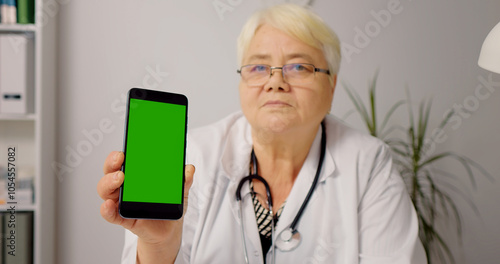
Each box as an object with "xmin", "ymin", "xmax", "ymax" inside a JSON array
[{"xmin": 237, "ymin": 63, "xmax": 330, "ymax": 86}]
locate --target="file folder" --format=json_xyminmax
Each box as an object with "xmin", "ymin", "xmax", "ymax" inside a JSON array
[{"xmin": 0, "ymin": 34, "xmax": 34, "ymax": 115}]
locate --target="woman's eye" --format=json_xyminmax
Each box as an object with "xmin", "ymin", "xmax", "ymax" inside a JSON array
[
  {"xmin": 296, "ymin": 65, "xmax": 305, "ymax": 70},
  {"xmin": 291, "ymin": 64, "xmax": 306, "ymax": 71},
  {"xmin": 253, "ymin": 65, "xmax": 267, "ymax": 72}
]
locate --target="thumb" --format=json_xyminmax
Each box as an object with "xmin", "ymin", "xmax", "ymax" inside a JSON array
[
  {"xmin": 183, "ymin": 164, "xmax": 195, "ymax": 214},
  {"xmin": 184, "ymin": 164, "xmax": 195, "ymax": 192}
]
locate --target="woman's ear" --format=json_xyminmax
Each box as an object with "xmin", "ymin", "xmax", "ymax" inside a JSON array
[{"xmin": 330, "ymin": 75, "xmax": 337, "ymax": 94}]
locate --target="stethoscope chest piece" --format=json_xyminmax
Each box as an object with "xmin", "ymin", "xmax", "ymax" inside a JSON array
[{"xmin": 275, "ymin": 227, "xmax": 301, "ymax": 251}]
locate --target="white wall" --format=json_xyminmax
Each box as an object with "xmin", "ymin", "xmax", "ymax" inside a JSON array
[{"xmin": 56, "ymin": 0, "xmax": 500, "ymax": 263}]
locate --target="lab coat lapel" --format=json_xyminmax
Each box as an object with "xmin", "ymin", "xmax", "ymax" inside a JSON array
[
  {"xmin": 273, "ymin": 125, "xmax": 336, "ymax": 241},
  {"xmin": 220, "ymin": 114, "xmax": 253, "ymax": 181},
  {"xmin": 219, "ymin": 117, "xmax": 264, "ymax": 259}
]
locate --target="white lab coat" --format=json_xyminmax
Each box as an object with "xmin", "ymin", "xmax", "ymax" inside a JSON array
[{"xmin": 121, "ymin": 112, "xmax": 426, "ymax": 264}]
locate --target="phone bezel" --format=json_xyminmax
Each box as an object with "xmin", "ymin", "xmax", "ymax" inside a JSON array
[{"xmin": 118, "ymin": 88, "xmax": 188, "ymax": 220}]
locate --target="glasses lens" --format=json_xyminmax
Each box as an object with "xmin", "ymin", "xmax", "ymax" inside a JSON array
[
  {"xmin": 283, "ymin": 64, "xmax": 315, "ymax": 85},
  {"xmin": 240, "ymin": 65, "xmax": 270, "ymax": 86}
]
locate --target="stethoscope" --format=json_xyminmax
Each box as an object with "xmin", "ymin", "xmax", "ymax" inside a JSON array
[{"xmin": 235, "ymin": 121, "xmax": 326, "ymax": 263}]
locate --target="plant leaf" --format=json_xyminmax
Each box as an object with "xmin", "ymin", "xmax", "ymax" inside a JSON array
[
  {"xmin": 369, "ymin": 71, "xmax": 379, "ymax": 137},
  {"xmin": 342, "ymin": 81, "xmax": 374, "ymax": 135},
  {"xmin": 379, "ymin": 100, "xmax": 405, "ymax": 137},
  {"xmin": 420, "ymin": 152, "xmax": 478, "ymax": 189}
]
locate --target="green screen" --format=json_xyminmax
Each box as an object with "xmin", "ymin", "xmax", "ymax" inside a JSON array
[{"xmin": 123, "ymin": 98, "xmax": 186, "ymax": 204}]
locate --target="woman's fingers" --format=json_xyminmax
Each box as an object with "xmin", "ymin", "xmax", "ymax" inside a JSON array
[
  {"xmin": 99, "ymin": 163, "xmax": 194, "ymax": 204},
  {"xmin": 99, "ymin": 162, "xmax": 195, "ymax": 227},
  {"xmin": 98, "ymin": 163, "xmax": 196, "ymax": 247},
  {"xmin": 103, "ymin": 151, "xmax": 124, "ymax": 175},
  {"xmin": 97, "ymin": 170, "xmax": 124, "ymax": 200},
  {"xmin": 100, "ymin": 199, "xmax": 137, "ymax": 230},
  {"xmin": 98, "ymin": 151, "xmax": 125, "ymax": 200},
  {"xmin": 100, "ymin": 199, "xmax": 121, "ymax": 224}
]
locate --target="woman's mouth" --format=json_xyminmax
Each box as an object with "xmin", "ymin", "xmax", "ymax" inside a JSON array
[{"xmin": 263, "ymin": 100, "xmax": 291, "ymax": 107}]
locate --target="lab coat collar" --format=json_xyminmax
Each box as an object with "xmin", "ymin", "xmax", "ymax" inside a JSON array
[
  {"xmin": 220, "ymin": 114, "xmax": 336, "ymax": 184},
  {"xmin": 305, "ymin": 122, "xmax": 336, "ymax": 184},
  {"xmin": 220, "ymin": 113, "xmax": 254, "ymax": 183},
  {"xmin": 219, "ymin": 114, "xmax": 337, "ymax": 206}
]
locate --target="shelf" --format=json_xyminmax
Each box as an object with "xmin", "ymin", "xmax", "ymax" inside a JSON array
[
  {"xmin": 0, "ymin": 114, "xmax": 36, "ymax": 121},
  {"xmin": 0, "ymin": 23, "xmax": 36, "ymax": 33},
  {"xmin": 0, "ymin": 0, "xmax": 57, "ymax": 262}
]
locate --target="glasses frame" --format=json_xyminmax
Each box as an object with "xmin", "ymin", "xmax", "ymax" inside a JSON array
[{"xmin": 237, "ymin": 63, "xmax": 330, "ymax": 85}]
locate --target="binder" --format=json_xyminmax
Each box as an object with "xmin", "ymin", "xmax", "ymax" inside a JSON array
[
  {"xmin": 8, "ymin": 0, "xmax": 16, "ymax": 24},
  {"xmin": 0, "ymin": 0, "xmax": 16, "ymax": 24},
  {"xmin": 0, "ymin": 0, "xmax": 8, "ymax": 24},
  {"xmin": 16, "ymin": 0, "xmax": 34, "ymax": 24},
  {"xmin": 0, "ymin": 33, "xmax": 34, "ymax": 115}
]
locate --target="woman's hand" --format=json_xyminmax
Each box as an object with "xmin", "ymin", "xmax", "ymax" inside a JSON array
[{"xmin": 97, "ymin": 151, "xmax": 195, "ymax": 263}]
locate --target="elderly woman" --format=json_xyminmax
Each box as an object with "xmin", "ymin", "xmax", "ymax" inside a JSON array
[{"xmin": 98, "ymin": 4, "xmax": 426, "ymax": 264}]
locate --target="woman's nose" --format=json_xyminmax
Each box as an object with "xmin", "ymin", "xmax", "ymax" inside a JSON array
[{"xmin": 266, "ymin": 68, "xmax": 290, "ymax": 92}]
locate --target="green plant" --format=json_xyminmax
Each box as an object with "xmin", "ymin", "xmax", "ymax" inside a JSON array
[
  {"xmin": 342, "ymin": 72, "xmax": 492, "ymax": 264},
  {"xmin": 342, "ymin": 70, "xmax": 405, "ymax": 140}
]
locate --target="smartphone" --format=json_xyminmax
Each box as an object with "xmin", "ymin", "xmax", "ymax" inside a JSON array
[{"xmin": 119, "ymin": 88, "xmax": 188, "ymax": 220}]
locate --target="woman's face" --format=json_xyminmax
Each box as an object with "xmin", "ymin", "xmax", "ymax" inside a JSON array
[{"xmin": 239, "ymin": 24, "xmax": 336, "ymax": 135}]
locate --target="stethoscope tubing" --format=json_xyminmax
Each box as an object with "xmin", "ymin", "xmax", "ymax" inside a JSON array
[
  {"xmin": 288, "ymin": 121, "xmax": 326, "ymax": 231},
  {"xmin": 235, "ymin": 121, "xmax": 326, "ymax": 259}
]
